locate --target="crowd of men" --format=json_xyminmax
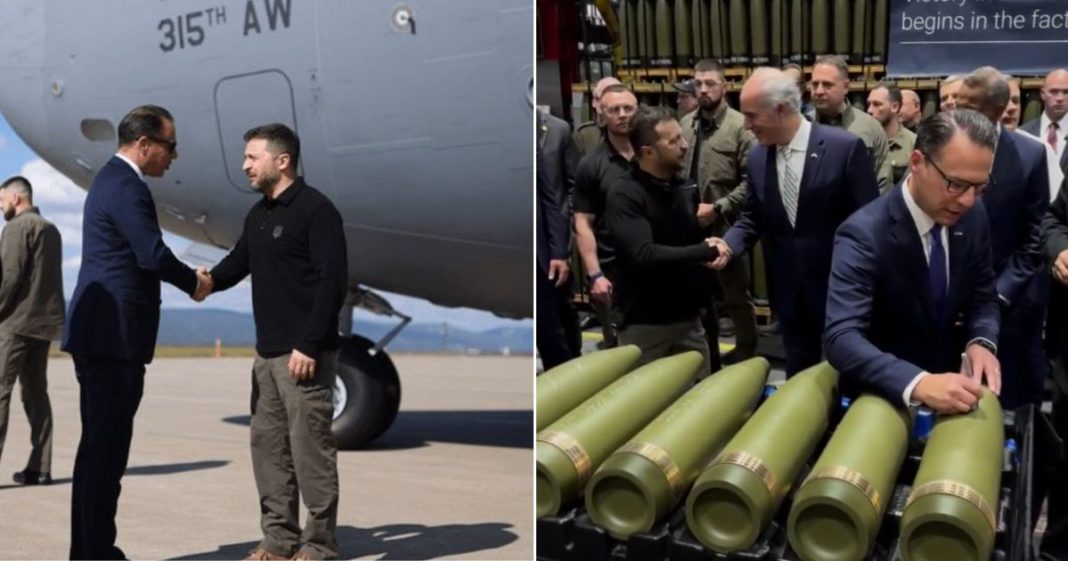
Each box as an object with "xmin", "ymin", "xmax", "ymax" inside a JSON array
[{"xmin": 536, "ymin": 59, "xmax": 1068, "ymax": 559}]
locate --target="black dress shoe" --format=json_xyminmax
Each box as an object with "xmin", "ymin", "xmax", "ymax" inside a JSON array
[{"xmin": 12, "ymin": 470, "xmax": 52, "ymax": 485}]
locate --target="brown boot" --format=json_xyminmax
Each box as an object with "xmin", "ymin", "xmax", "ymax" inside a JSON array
[{"xmin": 244, "ymin": 547, "xmax": 289, "ymax": 561}]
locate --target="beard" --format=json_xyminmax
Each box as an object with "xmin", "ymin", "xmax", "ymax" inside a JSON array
[
  {"xmin": 698, "ymin": 95, "xmax": 723, "ymax": 112},
  {"xmin": 249, "ymin": 169, "xmax": 281, "ymax": 192}
]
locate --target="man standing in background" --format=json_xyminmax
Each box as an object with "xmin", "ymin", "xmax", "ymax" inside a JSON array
[{"xmin": 0, "ymin": 176, "xmax": 64, "ymax": 486}]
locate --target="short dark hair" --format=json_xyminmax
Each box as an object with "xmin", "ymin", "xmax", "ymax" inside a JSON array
[
  {"xmin": 915, "ymin": 109, "xmax": 996, "ymax": 159},
  {"xmin": 244, "ymin": 123, "xmax": 301, "ymax": 168},
  {"xmin": 694, "ymin": 59, "xmax": 725, "ymax": 78},
  {"xmin": 814, "ymin": 55, "xmax": 850, "ymax": 81},
  {"xmin": 0, "ymin": 176, "xmax": 32, "ymax": 200},
  {"xmin": 117, "ymin": 105, "xmax": 173, "ymax": 146},
  {"xmin": 628, "ymin": 105, "xmax": 676, "ymax": 156},
  {"xmin": 875, "ymin": 82, "xmax": 902, "ymax": 105}
]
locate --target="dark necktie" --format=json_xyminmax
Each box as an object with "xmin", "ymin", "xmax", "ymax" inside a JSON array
[{"xmin": 929, "ymin": 224, "xmax": 947, "ymax": 324}]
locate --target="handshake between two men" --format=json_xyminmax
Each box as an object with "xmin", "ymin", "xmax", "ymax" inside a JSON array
[{"xmin": 192, "ymin": 266, "xmax": 214, "ymax": 302}]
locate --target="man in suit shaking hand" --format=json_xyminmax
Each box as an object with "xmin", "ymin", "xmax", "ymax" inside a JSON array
[
  {"xmin": 62, "ymin": 105, "xmax": 211, "ymax": 559},
  {"xmin": 824, "ymin": 109, "xmax": 1002, "ymax": 414},
  {"xmin": 709, "ymin": 67, "xmax": 879, "ymax": 376}
]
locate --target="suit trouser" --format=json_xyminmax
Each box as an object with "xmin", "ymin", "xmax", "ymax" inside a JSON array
[
  {"xmin": 699, "ymin": 303, "xmax": 723, "ymax": 375},
  {"xmin": 717, "ymin": 257, "xmax": 758, "ymax": 354},
  {"xmin": 557, "ymin": 283, "xmax": 583, "ymax": 358},
  {"xmin": 0, "ymin": 333, "xmax": 53, "ymax": 473},
  {"xmin": 251, "ymin": 350, "xmax": 340, "ymax": 560},
  {"xmin": 999, "ymin": 298, "xmax": 1048, "ymax": 410},
  {"xmin": 618, "ymin": 318, "xmax": 712, "ymax": 381},
  {"xmin": 537, "ymin": 272, "xmax": 576, "ymax": 370},
  {"xmin": 780, "ymin": 303, "xmax": 824, "ymax": 378},
  {"xmin": 1040, "ymin": 386, "xmax": 1068, "ymax": 560},
  {"xmin": 70, "ymin": 356, "xmax": 145, "ymax": 561}
]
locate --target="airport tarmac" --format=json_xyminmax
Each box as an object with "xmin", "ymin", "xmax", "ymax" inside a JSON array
[{"xmin": 0, "ymin": 355, "xmax": 534, "ymax": 560}]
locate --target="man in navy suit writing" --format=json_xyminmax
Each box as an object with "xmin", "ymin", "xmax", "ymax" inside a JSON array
[
  {"xmin": 62, "ymin": 105, "xmax": 211, "ymax": 559},
  {"xmin": 709, "ymin": 67, "xmax": 879, "ymax": 376},
  {"xmin": 824, "ymin": 109, "xmax": 1002, "ymax": 414}
]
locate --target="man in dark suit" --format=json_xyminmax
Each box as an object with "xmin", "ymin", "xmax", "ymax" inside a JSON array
[
  {"xmin": 1021, "ymin": 68, "xmax": 1068, "ymax": 173},
  {"xmin": 62, "ymin": 105, "xmax": 208, "ymax": 559},
  {"xmin": 538, "ymin": 110, "xmax": 582, "ymax": 358},
  {"xmin": 536, "ymin": 146, "xmax": 573, "ymax": 370},
  {"xmin": 1040, "ymin": 174, "xmax": 1068, "ymax": 561},
  {"xmin": 825, "ymin": 109, "xmax": 1001, "ymax": 413},
  {"xmin": 710, "ymin": 67, "xmax": 879, "ymax": 376},
  {"xmin": 957, "ymin": 67, "xmax": 1050, "ymax": 409}
]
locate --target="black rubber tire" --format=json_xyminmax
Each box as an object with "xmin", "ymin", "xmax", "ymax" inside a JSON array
[{"xmin": 331, "ymin": 335, "xmax": 402, "ymax": 448}]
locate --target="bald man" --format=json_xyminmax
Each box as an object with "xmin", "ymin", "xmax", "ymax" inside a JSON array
[
  {"xmin": 573, "ymin": 77, "xmax": 623, "ymax": 157},
  {"xmin": 900, "ymin": 89, "xmax": 922, "ymax": 131},
  {"xmin": 1022, "ymin": 68, "xmax": 1068, "ymax": 172}
]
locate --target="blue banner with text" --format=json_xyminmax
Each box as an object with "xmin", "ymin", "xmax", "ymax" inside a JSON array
[{"xmin": 888, "ymin": 0, "xmax": 1068, "ymax": 77}]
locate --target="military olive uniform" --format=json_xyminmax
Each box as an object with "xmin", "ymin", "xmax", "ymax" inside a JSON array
[
  {"xmin": 572, "ymin": 121, "xmax": 605, "ymax": 159},
  {"xmin": 886, "ymin": 125, "xmax": 917, "ymax": 186},
  {"xmin": 680, "ymin": 105, "xmax": 758, "ymax": 361},
  {"xmin": 811, "ymin": 103, "xmax": 893, "ymax": 193}
]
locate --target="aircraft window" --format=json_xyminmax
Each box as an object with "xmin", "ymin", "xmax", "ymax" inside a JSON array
[{"xmin": 80, "ymin": 119, "xmax": 115, "ymax": 142}]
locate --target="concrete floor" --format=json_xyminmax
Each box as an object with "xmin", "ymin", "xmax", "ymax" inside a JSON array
[{"xmin": 0, "ymin": 355, "xmax": 534, "ymax": 560}]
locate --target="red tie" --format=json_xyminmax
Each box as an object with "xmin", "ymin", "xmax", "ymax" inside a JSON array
[{"xmin": 1049, "ymin": 122, "xmax": 1060, "ymax": 152}]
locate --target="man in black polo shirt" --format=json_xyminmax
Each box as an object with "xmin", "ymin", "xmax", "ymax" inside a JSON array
[
  {"xmin": 574, "ymin": 84, "xmax": 638, "ymax": 348},
  {"xmin": 203, "ymin": 123, "xmax": 347, "ymax": 561},
  {"xmin": 606, "ymin": 105, "xmax": 720, "ymax": 377}
]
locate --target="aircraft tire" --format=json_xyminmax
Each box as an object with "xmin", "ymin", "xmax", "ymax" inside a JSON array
[{"xmin": 331, "ymin": 335, "xmax": 402, "ymax": 448}]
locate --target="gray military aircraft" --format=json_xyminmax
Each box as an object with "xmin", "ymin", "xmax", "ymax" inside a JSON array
[{"xmin": 0, "ymin": 0, "xmax": 533, "ymax": 447}]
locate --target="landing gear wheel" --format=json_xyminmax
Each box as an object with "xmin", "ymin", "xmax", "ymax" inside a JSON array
[{"xmin": 331, "ymin": 335, "xmax": 401, "ymax": 448}]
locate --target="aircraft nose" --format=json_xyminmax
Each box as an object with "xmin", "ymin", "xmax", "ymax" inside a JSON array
[{"xmin": 0, "ymin": 2, "xmax": 49, "ymax": 155}]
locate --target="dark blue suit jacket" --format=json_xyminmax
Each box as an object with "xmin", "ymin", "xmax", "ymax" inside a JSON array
[
  {"xmin": 824, "ymin": 185, "xmax": 1000, "ymax": 404},
  {"xmin": 537, "ymin": 148, "xmax": 569, "ymax": 274},
  {"xmin": 723, "ymin": 123, "xmax": 879, "ymax": 323},
  {"xmin": 984, "ymin": 128, "xmax": 1049, "ymax": 306},
  {"xmin": 62, "ymin": 156, "xmax": 197, "ymax": 364}
]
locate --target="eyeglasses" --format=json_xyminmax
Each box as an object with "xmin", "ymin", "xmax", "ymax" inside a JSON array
[
  {"xmin": 148, "ymin": 136, "xmax": 178, "ymax": 155},
  {"xmin": 922, "ymin": 151, "xmax": 990, "ymax": 196}
]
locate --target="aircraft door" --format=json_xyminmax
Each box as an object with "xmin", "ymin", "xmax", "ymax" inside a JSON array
[{"xmin": 214, "ymin": 69, "xmax": 300, "ymax": 193}]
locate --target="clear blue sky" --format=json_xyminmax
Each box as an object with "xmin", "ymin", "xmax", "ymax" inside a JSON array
[{"xmin": 0, "ymin": 114, "xmax": 531, "ymax": 332}]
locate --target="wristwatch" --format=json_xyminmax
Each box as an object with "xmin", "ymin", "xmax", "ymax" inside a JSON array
[
  {"xmin": 587, "ymin": 271, "xmax": 605, "ymax": 285},
  {"xmin": 972, "ymin": 338, "xmax": 997, "ymax": 356}
]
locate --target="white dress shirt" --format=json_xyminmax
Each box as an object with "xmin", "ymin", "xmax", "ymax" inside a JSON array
[
  {"xmin": 115, "ymin": 153, "xmax": 146, "ymax": 182},
  {"xmin": 776, "ymin": 118, "xmax": 811, "ymax": 195},
  {"xmin": 1041, "ymin": 112, "xmax": 1068, "ymax": 162}
]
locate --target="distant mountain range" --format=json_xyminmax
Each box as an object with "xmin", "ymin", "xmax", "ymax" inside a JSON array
[{"xmin": 158, "ymin": 309, "xmax": 532, "ymax": 354}]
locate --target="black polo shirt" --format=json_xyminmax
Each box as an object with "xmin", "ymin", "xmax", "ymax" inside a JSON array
[
  {"xmin": 573, "ymin": 139, "xmax": 632, "ymax": 263},
  {"xmin": 210, "ymin": 178, "xmax": 348, "ymax": 359},
  {"xmin": 606, "ymin": 165, "xmax": 717, "ymax": 327}
]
